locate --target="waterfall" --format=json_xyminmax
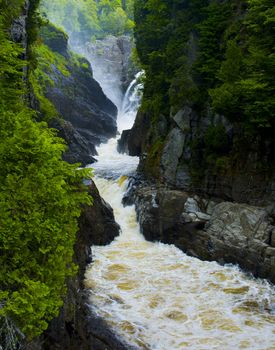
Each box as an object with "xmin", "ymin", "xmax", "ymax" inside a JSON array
[
  {"xmin": 121, "ymin": 71, "xmax": 144, "ymax": 116},
  {"xmin": 85, "ymin": 78, "xmax": 275, "ymax": 350}
]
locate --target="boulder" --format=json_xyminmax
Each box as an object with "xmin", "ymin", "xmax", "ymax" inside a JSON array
[
  {"xmin": 134, "ymin": 185, "xmax": 189, "ymax": 242},
  {"xmin": 128, "ymin": 111, "xmax": 151, "ymax": 156}
]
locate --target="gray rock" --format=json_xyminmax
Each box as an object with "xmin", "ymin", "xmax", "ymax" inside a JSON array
[
  {"xmin": 11, "ymin": 16, "xmax": 27, "ymax": 44},
  {"xmin": 181, "ymin": 212, "xmax": 193, "ymax": 223},
  {"xmin": 205, "ymin": 200, "xmax": 218, "ymax": 215},
  {"xmin": 207, "ymin": 202, "xmax": 270, "ymax": 244},
  {"xmin": 271, "ymin": 229, "xmax": 275, "ymax": 247},
  {"xmin": 161, "ymin": 128, "xmax": 185, "ymax": 184},
  {"xmin": 193, "ymin": 212, "xmax": 211, "ymax": 221},
  {"xmin": 131, "ymin": 182, "xmax": 275, "ymax": 283},
  {"xmin": 184, "ymin": 197, "xmax": 200, "ymax": 213},
  {"xmin": 173, "ymin": 107, "xmax": 192, "ymax": 132},
  {"xmin": 50, "ymin": 120, "xmax": 97, "ymax": 166},
  {"xmin": 127, "ymin": 111, "xmax": 151, "ymax": 157},
  {"xmin": 134, "ymin": 186, "xmax": 189, "ymax": 242},
  {"xmin": 176, "ymin": 164, "xmax": 191, "ymax": 188}
]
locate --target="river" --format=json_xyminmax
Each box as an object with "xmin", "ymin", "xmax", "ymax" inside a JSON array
[{"xmin": 85, "ymin": 75, "xmax": 275, "ymax": 350}]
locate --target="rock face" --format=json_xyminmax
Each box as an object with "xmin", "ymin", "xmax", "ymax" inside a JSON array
[
  {"xmin": 117, "ymin": 129, "xmax": 130, "ymax": 154},
  {"xmin": 75, "ymin": 35, "xmax": 134, "ymax": 108},
  {"xmin": 26, "ymin": 181, "xmax": 134, "ymax": 350},
  {"xmin": 129, "ymin": 182, "xmax": 275, "ymax": 283},
  {"xmin": 39, "ymin": 24, "xmax": 118, "ymax": 166},
  {"xmin": 128, "ymin": 106, "xmax": 275, "ymax": 207},
  {"xmin": 127, "ymin": 111, "xmax": 151, "ymax": 157},
  {"xmin": 49, "ymin": 119, "xmax": 97, "ymax": 165},
  {"xmin": 11, "ymin": 4, "xmax": 28, "ymax": 46}
]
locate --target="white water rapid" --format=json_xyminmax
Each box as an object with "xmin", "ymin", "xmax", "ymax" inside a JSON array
[{"xmin": 85, "ymin": 75, "xmax": 275, "ymax": 350}]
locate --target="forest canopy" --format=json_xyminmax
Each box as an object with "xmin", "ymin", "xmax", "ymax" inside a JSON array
[{"xmin": 134, "ymin": 0, "xmax": 275, "ymax": 132}]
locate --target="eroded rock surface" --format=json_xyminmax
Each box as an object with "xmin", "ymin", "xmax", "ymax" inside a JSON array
[{"xmin": 128, "ymin": 180, "xmax": 275, "ymax": 283}]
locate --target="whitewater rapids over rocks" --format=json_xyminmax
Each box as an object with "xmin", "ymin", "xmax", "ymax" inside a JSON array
[{"xmin": 85, "ymin": 75, "xmax": 275, "ymax": 350}]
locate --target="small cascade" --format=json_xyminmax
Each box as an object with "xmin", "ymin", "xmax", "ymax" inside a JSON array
[
  {"xmin": 121, "ymin": 71, "xmax": 144, "ymax": 116},
  {"xmin": 89, "ymin": 73, "xmax": 143, "ymax": 178}
]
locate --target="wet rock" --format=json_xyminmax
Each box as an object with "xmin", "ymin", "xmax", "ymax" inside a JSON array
[
  {"xmin": 117, "ymin": 129, "xmax": 130, "ymax": 154},
  {"xmin": 134, "ymin": 186, "xmax": 189, "ymax": 242},
  {"xmin": 128, "ymin": 111, "xmax": 151, "ymax": 156},
  {"xmin": 50, "ymin": 120, "xmax": 97, "ymax": 166}
]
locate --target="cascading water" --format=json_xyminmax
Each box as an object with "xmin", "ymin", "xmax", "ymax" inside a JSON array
[
  {"xmin": 121, "ymin": 71, "xmax": 144, "ymax": 119},
  {"xmin": 86, "ymin": 76, "xmax": 275, "ymax": 350}
]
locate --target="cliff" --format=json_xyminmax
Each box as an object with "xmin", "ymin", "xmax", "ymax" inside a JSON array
[
  {"xmin": 31, "ymin": 22, "xmax": 118, "ymax": 166},
  {"xmin": 127, "ymin": 0, "xmax": 275, "ymax": 206}
]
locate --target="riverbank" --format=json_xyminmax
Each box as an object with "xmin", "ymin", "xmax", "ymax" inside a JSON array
[{"xmin": 122, "ymin": 176, "xmax": 275, "ymax": 284}]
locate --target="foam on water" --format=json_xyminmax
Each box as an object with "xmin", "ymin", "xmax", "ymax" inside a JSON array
[{"xmin": 85, "ymin": 178, "xmax": 275, "ymax": 350}]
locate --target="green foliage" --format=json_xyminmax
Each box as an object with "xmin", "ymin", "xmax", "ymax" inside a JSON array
[
  {"xmin": 40, "ymin": 0, "xmax": 134, "ymax": 41},
  {"xmin": 0, "ymin": 0, "xmax": 92, "ymax": 341},
  {"xmin": 210, "ymin": 0, "xmax": 275, "ymax": 130},
  {"xmin": 204, "ymin": 124, "xmax": 229, "ymax": 155},
  {"xmin": 0, "ymin": 106, "xmax": 92, "ymax": 339},
  {"xmin": 134, "ymin": 0, "xmax": 275, "ymax": 155},
  {"xmin": 194, "ymin": 1, "xmax": 232, "ymax": 88},
  {"xmin": 144, "ymin": 137, "xmax": 165, "ymax": 178}
]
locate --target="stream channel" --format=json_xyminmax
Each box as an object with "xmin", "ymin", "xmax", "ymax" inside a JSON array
[{"xmin": 84, "ymin": 74, "xmax": 275, "ymax": 350}]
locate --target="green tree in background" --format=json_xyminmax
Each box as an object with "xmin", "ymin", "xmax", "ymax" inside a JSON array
[
  {"xmin": 40, "ymin": 0, "xmax": 134, "ymax": 41},
  {"xmin": 134, "ymin": 0, "xmax": 275, "ymax": 131},
  {"xmin": 210, "ymin": 0, "xmax": 275, "ymax": 130}
]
